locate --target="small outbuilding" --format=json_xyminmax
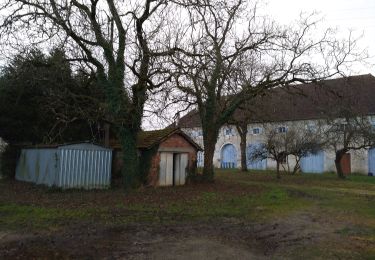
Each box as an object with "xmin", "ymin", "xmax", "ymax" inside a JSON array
[
  {"xmin": 111, "ymin": 127, "xmax": 202, "ymax": 187},
  {"xmin": 16, "ymin": 143, "xmax": 112, "ymax": 189}
]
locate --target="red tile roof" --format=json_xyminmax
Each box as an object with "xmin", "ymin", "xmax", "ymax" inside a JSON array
[{"xmin": 110, "ymin": 127, "xmax": 202, "ymax": 150}]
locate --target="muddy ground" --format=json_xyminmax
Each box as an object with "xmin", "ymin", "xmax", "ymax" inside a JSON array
[
  {"xmin": 0, "ymin": 172, "xmax": 374, "ymax": 259},
  {"xmin": 0, "ymin": 210, "xmax": 344, "ymax": 259}
]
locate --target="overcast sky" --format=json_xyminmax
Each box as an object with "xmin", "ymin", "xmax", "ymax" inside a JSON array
[
  {"xmin": 264, "ymin": 0, "xmax": 375, "ymax": 74},
  {"xmin": 144, "ymin": 0, "xmax": 375, "ymax": 129}
]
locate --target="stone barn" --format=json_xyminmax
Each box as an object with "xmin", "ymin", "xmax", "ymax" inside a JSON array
[{"xmin": 111, "ymin": 128, "xmax": 202, "ymax": 187}]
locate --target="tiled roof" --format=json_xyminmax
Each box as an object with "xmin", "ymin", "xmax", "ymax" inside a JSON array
[
  {"xmin": 110, "ymin": 127, "xmax": 202, "ymax": 150},
  {"xmin": 178, "ymin": 74, "xmax": 375, "ymax": 128},
  {"xmin": 137, "ymin": 127, "xmax": 177, "ymax": 148}
]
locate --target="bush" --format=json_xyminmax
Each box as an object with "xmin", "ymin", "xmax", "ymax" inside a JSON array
[
  {"xmin": 0, "ymin": 145, "xmax": 21, "ymax": 179},
  {"xmin": 186, "ymin": 161, "xmax": 202, "ymax": 183}
]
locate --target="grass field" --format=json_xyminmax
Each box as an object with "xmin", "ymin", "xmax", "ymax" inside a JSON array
[{"xmin": 0, "ymin": 170, "xmax": 374, "ymax": 259}]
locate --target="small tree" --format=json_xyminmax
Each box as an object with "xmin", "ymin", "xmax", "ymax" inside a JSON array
[
  {"xmin": 248, "ymin": 126, "xmax": 322, "ymax": 178},
  {"xmin": 316, "ymin": 77, "xmax": 375, "ymax": 179},
  {"xmin": 324, "ymin": 115, "xmax": 375, "ymax": 178}
]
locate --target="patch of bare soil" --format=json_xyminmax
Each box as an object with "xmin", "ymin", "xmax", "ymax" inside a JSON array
[
  {"xmin": 0, "ymin": 179, "xmax": 263, "ymax": 209},
  {"xmin": 0, "ymin": 210, "xmax": 341, "ymax": 259}
]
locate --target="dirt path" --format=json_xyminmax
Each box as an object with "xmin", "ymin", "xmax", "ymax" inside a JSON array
[{"xmin": 0, "ymin": 209, "xmax": 341, "ymax": 259}]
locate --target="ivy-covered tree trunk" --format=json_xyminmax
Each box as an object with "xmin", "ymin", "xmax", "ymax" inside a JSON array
[
  {"xmin": 98, "ymin": 72, "xmax": 144, "ymax": 189},
  {"xmin": 118, "ymin": 127, "xmax": 140, "ymax": 189}
]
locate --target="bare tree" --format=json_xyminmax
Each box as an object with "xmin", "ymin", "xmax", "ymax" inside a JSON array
[
  {"xmin": 168, "ymin": 0, "xmax": 364, "ymax": 181},
  {"xmin": 231, "ymin": 100, "xmax": 259, "ymax": 172},
  {"xmin": 0, "ymin": 0, "xmax": 175, "ymax": 188},
  {"xmin": 235, "ymin": 121, "xmax": 249, "ymax": 172},
  {"xmin": 310, "ymin": 77, "xmax": 375, "ymax": 179},
  {"xmin": 249, "ymin": 126, "xmax": 323, "ymax": 178},
  {"xmin": 323, "ymin": 113, "xmax": 375, "ymax": 178}
]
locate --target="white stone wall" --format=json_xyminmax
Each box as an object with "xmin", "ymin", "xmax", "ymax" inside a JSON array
[{"xmin": 182, "ymin": 117, "xmax": 374, "ymax": 175}]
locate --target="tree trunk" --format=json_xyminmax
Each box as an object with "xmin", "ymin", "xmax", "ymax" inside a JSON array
[
  {"xmin": 236, "ymin": 124, "xmax": 248, "ymax": 172},
  {"xmin": 335, "ymin": 150, "xmax": 346, "ymax": 179},
  {"xmin": 118, "ymin": 127, "xmax": 140, "ymax": 189},
  {"xmin": 98, "ymin": 73, "xmax": 144, "ymax": 189},
  {"xmin": 203, "ymin": 143, "xmax": 215, "ymax": 182},
  {"xmin": 202, "ymin": 127, "xmax": 219, "ymax": 182},
  {"xmin": 292, "ymin": 156, "xmax": 300, "ymax": 175},
  {"xmin": 276, "ymin": 161, "xmax": 281, "ymax": 179}
]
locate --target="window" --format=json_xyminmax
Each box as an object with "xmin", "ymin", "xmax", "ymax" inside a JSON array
[
  {"xmin": 252, "ymin": 128, "xmax": 261, "ymax": 135},
  {"xmin": 338, "ymin": 123, "xmax": 347, "ymax": 131},
  {"xmin": 224, "ymin": 127, "xmax": 233, "ymax": 136},
  {"xmin": 191, "ymin": 129, "xmax": 203, "ymax": 138},
  {"xmin": 277, "ymin": 126, "xmax": 287, "ymax": 133},
  {"xmin": 306, "ymin": 123, "xmax": 316, "ymax": 132}
]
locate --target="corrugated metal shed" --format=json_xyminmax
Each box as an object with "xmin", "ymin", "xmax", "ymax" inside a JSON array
[{"xmin": 15, "ymin": 143, "xmax": 112, "ymax": 189}]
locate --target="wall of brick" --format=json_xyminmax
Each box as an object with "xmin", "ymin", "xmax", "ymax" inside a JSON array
[
  {"xmin": 112, "ymin": 133, "xmax": 198, "ymax": 186},
  {"xmin": 148, "ymin": 133, "xmax": 198, "ymax": 186}
]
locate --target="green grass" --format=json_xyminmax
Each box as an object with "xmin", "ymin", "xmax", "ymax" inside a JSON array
[
  {"xmin": 1, "ymin": 170, "xmax": 374, "ymax": 258},
  {"xmin": 0, "ymin": 203, "xmax": 90, "ymax": 230},
  {"xmin": 1, "ymin": 170, "xmax": 374, "ymax": 243}
]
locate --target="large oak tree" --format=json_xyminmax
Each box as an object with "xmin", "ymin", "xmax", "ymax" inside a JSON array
[{"xmin": 0, "ymin": 0, "xmax": 175, "ymax": 188}]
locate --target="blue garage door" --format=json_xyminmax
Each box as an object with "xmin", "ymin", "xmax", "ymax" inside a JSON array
[
  {"xmin": 301, "ymin": 151, "xmax": 324, "ymax": 173},
  {"xmin": 368, "ymin": 148, "xmax": 375, "ymax": 175},
  {"xmin": 247, "ymin": 143, "xmax": 267, "ymax": 170},
  {"xmin": 221, "ymin": 144, "xmax": 237, "ymax": 168}
]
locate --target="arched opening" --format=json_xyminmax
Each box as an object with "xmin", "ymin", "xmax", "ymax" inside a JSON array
[{"xmin": 221, "ymin": 144, "xmax": 237, "ymax": 168}]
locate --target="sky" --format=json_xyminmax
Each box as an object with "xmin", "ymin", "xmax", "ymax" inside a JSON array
[
  {"xmin": 0, "ymin": 0, "xmax": 374, "ymax": 130},
  {"xmin": 143, "ymin": 0, "xmax": 375, "ymax": 129},
  {"xmin": 264, "ymin": 0, "xmax": 375, "ymax": 75}
]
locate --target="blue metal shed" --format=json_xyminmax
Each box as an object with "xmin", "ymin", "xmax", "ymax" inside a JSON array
[{"xmin": 15, "ymin": 143, "xmax": 112, "ymax": 189}]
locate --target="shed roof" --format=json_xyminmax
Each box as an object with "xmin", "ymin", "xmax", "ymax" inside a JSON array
[
  {"xmin": 21, "ymin": 142, "xmax": 109, "ymax": 150},
  {"xmin": 111, "ymin": 127, "xmax": 202, "ymax": 150},
  {"xmin": 178, "ymin": 74, "xmax": 375, "ymax": 127}
]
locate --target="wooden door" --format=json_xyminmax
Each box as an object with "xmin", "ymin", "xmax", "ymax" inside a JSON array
[
  {"xmin": 340, "ymin": 153, "xmax": 351, "ymax": 176},
  {"xmin": 173, "ymin": 153, "xmax": 188, "ymax": 186},
  {"xmin": 159, "ymin": 152, "xmax": 173, "ymax": 186},
  {"xmin": 173, "ymin": 154, "xmax": 181, "ymax": 185},
  {"xmin": 301, "ymin": 150, "xmax": 325, "ymax": 174},
  {"xmin": 221, "ymin": 144, "xmax": 237, "ymax": 168},
  {"xmin": 178, "ymin": 154, "xmax": 188, "ymax": 185}
]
